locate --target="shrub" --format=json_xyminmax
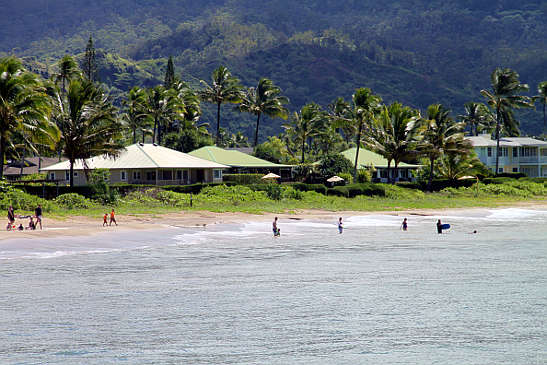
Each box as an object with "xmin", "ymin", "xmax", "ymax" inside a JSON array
[
  {"xmin": 356, "ymin": 169, "xmax": 372, "ymax": 183},
  {"xmin": 337, "ymin": 172, "xmax": 352, "ymax": 184},
  {"xmin": 0, "ymin": 188, "xmax": 53, "ymax": 212},
  {"xmin": 317, "ymin": 153, "xmax": 353, "ymax": 180},
  {"xmin": 54, "ymin": 193, "xmax": 93, "ymax": 209},
  {"xmin": 156, "ymin": 190, "xmax": 189, "ymax": 207},
  {"xmin": 89, "ymin": 169, "xmax": 119, "ymax": 204},
  {"xmin": 198, "ymin": 184, "xmax": 267, "ymax": 203},
  {"xmin": 290, "ymin": 183, "xmax": 327, "ymax": 195},
  {"xmin": 223, "ymin": 174, "xmax": 264, "ymax": 185},
  {"xmin": 281, "ymin": 186, "xmax": 303, "ymax": 200},
  {"xmin": 265, "ymin": 184, "xmax": 283, "ymax": 200},
  {"xmin": 123, "ymin": 189, "xmax": 162, "ymax": 205}
]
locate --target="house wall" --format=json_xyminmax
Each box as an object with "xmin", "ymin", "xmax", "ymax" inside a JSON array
[{"xmin": 474, "ymin": 145, "xmax": 547, "ymax": 176}]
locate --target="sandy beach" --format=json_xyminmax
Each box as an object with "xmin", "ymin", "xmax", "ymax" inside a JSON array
[{"xmin": 2, "ymin": 201, "xmax": 547, "ymax": 241}]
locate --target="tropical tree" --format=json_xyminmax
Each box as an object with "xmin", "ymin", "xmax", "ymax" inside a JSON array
[
  {"xmin": 283, "ymin": 103, "xmax": 323, "ymax": 163},
  {"xmin": 535, "ymin": 81, "xmax": 547, "ymax": 138},
  {"xmin": 363, "ymin": 102, "xmax": 420, "ymax": 183},
  {"xmin": 51, "ymin": 79, "xmax": 122, "ymax": 186},
  {"xmin": 122, "ymin": 87, "xmax": 149, "ymax": 144},
  {"xmin": 164, "ymin": 56, "xmax": 175, "ymax": 89},
  {"xmin": 0, "ymin": 57, "xmax": 53, "ymax": 179},
  {"xmin": 328, "ymin": 88, "xmax": 382, "ymax": 178},
  {"xmin": 238, "ymin": 78, "xmax": 289, "ymax": 147},
  {"xmin": 82, "ymin": 35, "xmax": 97, "ymax": 82},
  {"xmin": 199, "ymin": 66, "xmax": 242, "ymax": 146},
  {"xmin": 459, "ymin": 102, "xmax": 494, "ymax": 136},
  {"xmin": 480, "ymin": 68, "xmax": 533, "ymax": 173},
  {"xmin": 328, "ymin": 97, "xmax": 356, "ymax": 144},
  {"xmin": 435, "ymin": 151, "xmax": 489, "ymax": 181},
  {"xmin": 142, "ymin": 86, "xmax": 185, "ymax": 145},
  {"xmin": 419, "ymin": 104, "xmax": 470, "ymax": 191},
  {"xmin": 51, "ymin": 55, "xmax": 81, "ymax": 93}
]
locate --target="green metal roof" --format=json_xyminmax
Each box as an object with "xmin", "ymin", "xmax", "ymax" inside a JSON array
[
  {"xmin": 340, "ymin": 148, "xmax": 420, "ymax": 169},
  {"xmin": 188, "ymin": 146, "xmax": 292, "ymax": 168}
]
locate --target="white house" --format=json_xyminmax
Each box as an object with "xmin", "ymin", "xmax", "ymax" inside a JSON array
[
  {"xmin": 41, "ymin": 143, "xmax": 229, "ymax": 186},
  {"xmin": 466, "ymin": 135, "xmax": 547, "ymax": 177}
]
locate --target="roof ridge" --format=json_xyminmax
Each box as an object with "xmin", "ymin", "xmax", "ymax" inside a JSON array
[
  {"xmin": 137, "ymin": 144, "xmax": 160, "ymax": 168},
  {"xmin": 206, "ymin": 146, "xmax": 218, "ymax": 162}
]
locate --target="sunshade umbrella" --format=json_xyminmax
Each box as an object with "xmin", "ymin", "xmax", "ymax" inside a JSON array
[
  {"xmin": 326, "ymin": 175, "xmax": 344, "ymax": 182},
  {"xmin": 458, "ymin": 175, "xmax": 479, "ymax": 196},
  {"xmin": 261, "ymin": 172, "xmax": 281, "ymax": 179}
]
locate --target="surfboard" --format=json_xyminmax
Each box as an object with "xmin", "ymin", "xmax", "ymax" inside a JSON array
[{"xmin": 440, "ymin": 224, "xmax": 451, "ymax": 230}]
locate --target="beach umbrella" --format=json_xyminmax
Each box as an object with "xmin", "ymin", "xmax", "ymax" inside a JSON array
[
  {"xmin": 326, "ymin": 175, "xmax": 344, "ymax": 183},
  {"xmin": 261, "ymin": 172, "xmax": 281, "ymax": 179}
]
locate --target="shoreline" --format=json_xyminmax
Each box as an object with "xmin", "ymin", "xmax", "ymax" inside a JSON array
[{"xmin": 2, "ymin": 201, "xmax": 547, "ymax": 242}]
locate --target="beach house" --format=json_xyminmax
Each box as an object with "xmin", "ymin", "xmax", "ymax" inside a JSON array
[
  {"xmin": 466, "ymin": 135, "xmax": 547, "ymax": 177},
  {"xmin": 188, "ymin": 146, "xmax": 293, "ymax": 179},
  {"xmin": 40, "ymin": 143, "xmax": 228, "ymax": 186},
  {"xmin": 340, "ymin": 147, "xmax": 420, "ymax": 182}
]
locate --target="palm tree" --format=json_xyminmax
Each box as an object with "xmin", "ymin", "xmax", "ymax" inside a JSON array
[
  {"xmin": 122, "ymin": 87, "xmax": 149, "ymax": 144},
  {"xmin": 283, "ymin": 103, "xmax": 323, "ymax": 163},
  {"xmin": 459, "ymin": 102, "xmax": 494, "ymax": 136},
  {"xmin": 51, "ymin": 55, "xmax": 81, "ymax": 94},
  {"xmin": 238, "ymin": 78, "xmax": 289, "ymax": 147},
  {"xmin": 419, "ymin": 104, "xmax": 470, "ymax": 191},
  {"xmin": 142, "ymin": 86, "xmax": 185, "ymax": 145},
  {"xmin": 199, "ymin": 66, "xmax": 242, "ymax": 146},
  {"xmin": 363, "ymin": 102, "xmax": 420, "ymax": 183},
  {"xmin": 328, "ymin": 88, "xmax": 382, "ymax": 178},
  {"xmin": 0, "ymin": 57, "xmax": 53, "ymax": 179},
  {"xmin": 435, "ymin": 151, "xmax": 489, "ymax": 181},
  {"xmin": 535, "ymin": 81, "xmax": 547, "ymax": 138},
  {"xmin": 481, "ymin": 68, "xmax": 533, "ymax": 174},
  {"xmin": 51, "ymin": 79, "xmax": 123, "ymax": 187}
]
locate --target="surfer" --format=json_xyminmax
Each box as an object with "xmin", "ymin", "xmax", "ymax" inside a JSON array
[
  {"xmin": 401, "ymin": 218, "xmax": 408, "ymax": 231},
  {"xmin": 437, "ymin": 219, "xmax": 442, "ymax": 234},
  {"xmin": 273, "ymin": 217, "xmax": 280, "ymax": 237},
  {"xmin": 338, "ymin": 217, "xmax": 343, "ymax": 234}
]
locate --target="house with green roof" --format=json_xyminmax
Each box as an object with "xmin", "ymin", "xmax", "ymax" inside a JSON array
[
  {"xmin": 189, "ymin": 146, "xmax": 293, "ymax": 178},
  {"xmin": 341, "ymin": 147, "xmax": 421, "ymax": 182}
]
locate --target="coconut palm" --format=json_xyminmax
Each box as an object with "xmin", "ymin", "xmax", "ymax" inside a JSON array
[
  {"xmin": 535, "ymin": 81, "xmax": 547, "ymax": 138},
  {"xmin": 419, "ymin": 104, "xmax": 470, "ymax": 191},
  {"xmin": 0, "ymin": 57, "xmax": 53, "ymax": 179},
  {"xmin": 459, "ymin": 102, "xmax": 494, "ymax": 136},
  {"xmin": 435, "ymin": 151, "xmax": 489, "ymax": 181},
  {"xmin": 51, "ymin": 79, "xmax": 123, "ymax": 187},
  {"xmin": 363, "ymin": 102, "xmax": 420, "ymax": 183},
  {"xmin": 142, "ymin": 86, "xmax": 185, "ymax": 145},
  {"xmin": 480, "ymin": 68, "xmax": 533, "ymax": 174},
  {"xmin": 51, "ymin": 55, "xmax": 81, "ymax": 93},
  {"xmin": 238, "ymin": 78, "xmax": 289, "ymax": 147},
  {"xmin": 283, "ymin": 103, "xmax": 323, "ymax": 163},
  {"xmin": 122, "ymin": 87, "xmax": 149, "ymax": 144},
  {"xmin": 328, "ymin": 97, "xmax": 356, "ymax": 144},
  {"xmin": 199, "ymin": 66, "xmax": 242, "ymax": 146},
  {"xmin": 328, "ymin": 88, "xmax": 382, "ymax": 178}
]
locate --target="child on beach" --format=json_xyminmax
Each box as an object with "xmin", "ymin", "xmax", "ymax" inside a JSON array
[
  {"xmin": 109, "ymin": 209, "xmax": 117, "ymax": 226},
  {"xmin": 401, "ymin": 218, "xmax": 408, "ymax": 231},
  {"xmin": 103, "ymin": 213, "xmax": 108, "ymax": 227}
]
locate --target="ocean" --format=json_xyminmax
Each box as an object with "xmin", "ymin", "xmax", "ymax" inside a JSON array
[{"xmin": 0, "ymin": 209, "xmax": 546, "ymax": 364}]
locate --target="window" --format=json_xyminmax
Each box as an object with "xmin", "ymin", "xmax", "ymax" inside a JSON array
[
  {"xmin": 513, "ymin": 148, "xmax": 518, "ymax": 157},
  {"xmin": 146, "ymin": 171, "xmax": 156, "ymax": 181},
  {"xmin": 512, "ymin": 167, "xmax": 519, "ymax": 172},
  {"xmin": 520, "ymin": 147, "xmax": 537, "ymax": 157},
  {"xmin": 497, "ymin": 147, "xmax": 508, "ymax": 157},
  {"xmin": 65, "ymin": 171, "xmax": 69, "ymax": 181},
  {"xmin": 498, "ymin": 168, "xmax": 503, "ymax": 173},
  {"xmin": 121, "ymin": 171, "xmax": 127, "ymax": 181},
  {"xmin": 162, "ymin": 170, "xmax": 172, "ymax": 180},
  {"xmin": 183, "ymin": 170, "xmax": 188, "ymax": 182},
  {"xmin": 213, "ymin": 169, "xmax": 222, "ymax": 179},
  {"xmin": 542, "ymin": 148, "xmax": 547, "ymax": 157},
  {"xmin": 73, "ymin": 172, "xmax": 78, "ymax": 177},
  {"xmin": 487, "ymin": 147, "xmax": 492, "ymax": 157},
  {"xmin": 380, "ymin": 170, "xmax": 388, "ymax": 178},
  {"xmin": 176, "ymin": 170, "xmax": 182, "ymax": 180},
  {"xmin": 49, "ymin": 172, "xmax": 55, "ymax": 180},
  {"xmin": 133, "ymin": 171, "xmax": 141, "ymax": 180}
]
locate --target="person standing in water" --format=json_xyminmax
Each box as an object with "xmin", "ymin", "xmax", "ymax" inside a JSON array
[
  {"xmin": 338, "ymin": 217, "xmax": 343, "ymax": 234},
  {"xmin": 34, "ymin": 204, "xmax": 43, "ymax": 230},
  {"xmin": 272, "ymin": 217, "xmax": 280, "ymax": 237},
  {"xmin": 437, "ymin": 219, "xmax": 443, "ymax": 234},
  {"xmin": 401, "ymin": 218, "xmax": 408, "ymax": 231}
]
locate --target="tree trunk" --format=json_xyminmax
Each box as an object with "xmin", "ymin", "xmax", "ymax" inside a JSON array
[
  {"xmin": 387, "ymin": 160, "xmax": 391, "ymax": 184},
  {"xmin": 353, "ymin": 122, "xmax": 363, "ymax": 179},
  {"xmin": 253, "ymin": 112, "xmax": 261, "ymax": 147},
  {"xmin": 153, "ymin": 118, "xmax": 157, "ymax": 144},
  {"xmin": 0, "ymin": 134, "xmax": 5, "ymax": 179},
  {"xmin": 301, "ymin": 137, "xmax": 305, "ymax": 163},
  {"xmin": 132, "ymin": 127, "xmax": 137, "ymax": 144},
  {"xmin": 495, "ymin": 106, "xmax": 501, "ymax": 175},
  {"xmin": 216, "ymin": 102, "xmax": 221, "ymax": 146},
  {"xmin": 428, "ymin": 156, "xmax": 435, "ymax": 192},
  {"xmin": 69, "ymin": 159, "xmax": 74, "ymax": 188},
  {"xmin": 543, "ymin": 102, "xmax": 546, "ymax": 139},
  {"xmin": 393, "ymin": 161, "xmax": 399, "ymax": 185}
]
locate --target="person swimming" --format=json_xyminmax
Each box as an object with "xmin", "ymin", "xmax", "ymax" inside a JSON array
[
  {"xmin": 338, "ymin": 217, "xmax": 343, "ymax": 234},
  {"xmin": 401, "ymin": 218, "xmax": 408, "ymax": 231}
]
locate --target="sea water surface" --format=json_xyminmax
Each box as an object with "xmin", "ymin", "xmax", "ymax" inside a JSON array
[{"xmin": 0, "ymin": 209, "xmax": 546, "ymax": 364}]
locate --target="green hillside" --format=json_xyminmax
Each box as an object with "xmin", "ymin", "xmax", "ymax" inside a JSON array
[{"xmin": 2, "ymin": 0, "xmax": 546, "ymax": 139}]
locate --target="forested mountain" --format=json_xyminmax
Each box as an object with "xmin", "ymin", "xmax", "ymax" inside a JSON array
[{"xmin": 2, "ymin": 0, "xmax": 546, "ymax": 139}]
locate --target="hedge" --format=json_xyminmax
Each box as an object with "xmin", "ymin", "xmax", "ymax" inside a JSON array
[
  {"xmin": 288, "ymin": 183, "xmax": 328, "ymax": 195},
  {"xmin": 223, "ymin": 174, "xmax": 264, "ymax": 185}
]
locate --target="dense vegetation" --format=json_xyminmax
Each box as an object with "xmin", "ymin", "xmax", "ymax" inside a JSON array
[{"xmin": 2, "ymin": 0, "xmax": 546, "ymax": 137}]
